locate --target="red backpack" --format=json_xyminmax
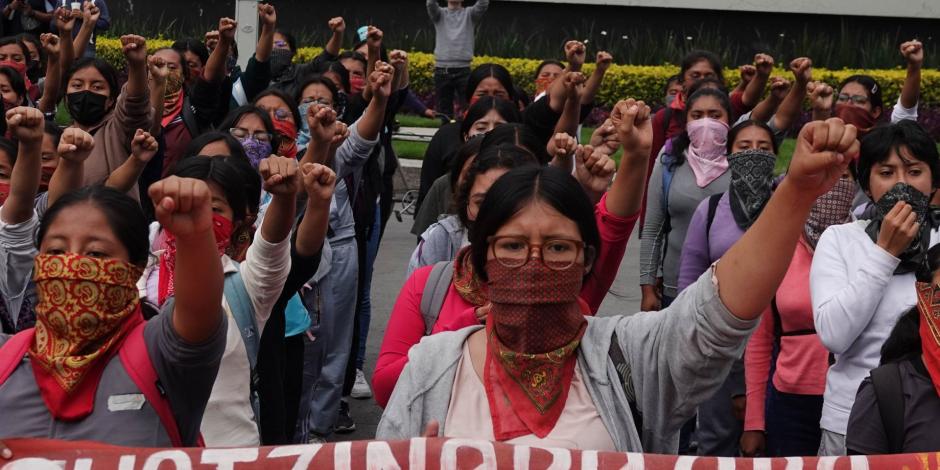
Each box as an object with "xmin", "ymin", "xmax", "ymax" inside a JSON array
[{"xmin": 0, "ymin": 322, "xmax": 202, "ymax": 447}]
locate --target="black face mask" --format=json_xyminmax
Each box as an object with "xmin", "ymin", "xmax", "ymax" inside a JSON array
[
  {"xmin": 66, "ymin": 90, "xmax": 109, "ymax": 126},
  {"xmin": 269, "ymin": 49, "xmax": 293, "ymax": 79}
]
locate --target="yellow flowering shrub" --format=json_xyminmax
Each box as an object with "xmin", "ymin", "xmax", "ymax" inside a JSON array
[{"xmin": 96, "ymin": 40, "xmax": 940, "ymax": 106}]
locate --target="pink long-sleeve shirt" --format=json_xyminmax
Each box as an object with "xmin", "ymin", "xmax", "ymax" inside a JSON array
[
  {"xmin": 743, "ymin": 239, "xmax": 830, "ymax": 431},
  {"xmin": 373, "ymin": 194, "xmax": 638, "ymax": 407}
]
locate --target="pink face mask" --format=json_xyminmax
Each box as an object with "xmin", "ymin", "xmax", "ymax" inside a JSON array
[{"xmin": 684, "ymin": 117, "xmax": 730, "ymax": 187}]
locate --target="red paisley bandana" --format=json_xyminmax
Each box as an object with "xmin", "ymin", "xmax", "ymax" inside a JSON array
[
  {"xmin": 483, "ymin": 258, "xmax": 588, "ymax": 440},
  {"xmin": 916, "ymin": 282, "xmax": 940, "ymax": 397},
  {"xmin": 452, "ymin": 246, "xmax": 487, "ymax": 307},
  {"xmin": 158, "ymin": 214, "xmax": 233, "ymax": 306},
  {"xmin": 29, "ymin": 253, "xmax": 144, "ymax": 421}
]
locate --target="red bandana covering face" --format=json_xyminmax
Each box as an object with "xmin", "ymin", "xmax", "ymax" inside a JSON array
[
  {"xmin": 835, "ymin": 104, "xmax": 877, "ymax": 137},
  {"xmin": 452, "ymin": 246, "xmax": 487, "ymax": 307},
  {"xmin": 29, "ymin": 253, "xmax": 144, "ymax": 421},
  {"xmin": 0, "ymin": 181, "xmax": 10, "ymax": 205},
  {"xmin": 158, "ymin": 214, "xmax": 233, "ymax": 306},
  {"xmin": 916, "ymin": 282, "xmax": 940, "ymax": 397},
  {"xmin": 482, "ymin": 258, "xmax": 588, "ymax": 441},
  {"xmin": 273, "ymin": 118, "xmax": 298, "ymax": 158}
]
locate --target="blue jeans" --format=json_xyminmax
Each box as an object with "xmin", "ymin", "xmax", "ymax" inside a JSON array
[
  {"xmin": 356, "ymin": 207, "xmax": 381, "ymax": 370},
  {"xmin": 765, "ymin": 385, "xmax": 823, "ymax": 457}
]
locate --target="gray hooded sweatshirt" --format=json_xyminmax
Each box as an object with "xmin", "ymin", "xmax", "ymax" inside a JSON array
[{"xmin": 376, "ymin": 268, "xmax": 757, "ymax": 454}]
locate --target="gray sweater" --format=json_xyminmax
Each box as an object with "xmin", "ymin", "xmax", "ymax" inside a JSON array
[
  {"xmin": 376, "ymin": 268, "xmax": 757, "ymax": 453},
  {"xmin": 640, "ymin": 149, "xmax": 730, "ymax": 298},
  {"xmin": 426, "ymin": 0, "xmax": 490, "ymax": 68}
]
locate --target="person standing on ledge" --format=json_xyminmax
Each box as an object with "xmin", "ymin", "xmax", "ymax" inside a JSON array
[{"xmin": 426, "ymin": 0, "xmax": 489, "ymax": 118}]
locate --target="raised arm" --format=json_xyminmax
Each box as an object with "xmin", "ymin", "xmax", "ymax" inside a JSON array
[
  {"xmin": 390, "ymin": 50, "xmax": 410, "ymax": 92},
  {"xmin": 772, "ymin": 58, "xmax": 812, "ymax": 132},
  {"xmin": 898, "ymin": 40, "xmax": 923, "ymax": 111},
  {"xmin": 1, "ymin": 108, "xmax": 44, "ymax": 225},
  {"xmin": 356, "ymin": 61, "xmax": 395, "ymax": 141},
  {"xmin": 120, "ymin": 34, "xmax": 149, "ymax": 98},
  {"xmin": 716, "ymin": 119, "xmax": 857, "ymax": 319},
  {"xmin": 149, "ymin": 177, "xmax": 224, "ymax": 344},
  {"xmin": 325, "ymin": 17, "xmax": 345, "ymax": 58},
  {"xmin": 573, "ymin": 145, "xmax": 616, "ymax": 205},
  {"xmin": 37, "ymin": 33, "xmax": 61, "ymax": 114},
  {"xmin": 255, "ymin": 3, "xmax": 276, "ymax": 64},
  {"xmin": 741, "ymin": 53, "xmax": 774, "ymax": 109},
  {"xmin": 296, "ymin": 163, "xmax": 336, "ymax": 257},
  {"xmin": 300, "ymin": 106, "xmax": 339, "ymax": 167},
  {"xmin": 105, "ymin": 129, "xmax": 158, "ymax": 192},
  {"xmin": 554, "ymin": 71, "xmax": 585, "ymax": 138},
  {"xmin": 54, "ymin": 8, "xmax": 76, "ymax": 84},
  {"xmin": 257, "ymin": 155, "xmax": 300, "ymax": 244},
  {"xmin": 147, "ymin": 55, "xmax": 168, "ymax": 135},
  {"xmin": 72, "ymin": 0, "xmax": 100, "ymax": 59},
  {"xmin": 607, "ymin": 98, "xmax": 653, "ymax": 217},
  {"xmin": 748, "ymin": 76, "xmax": 788, "ymax": 123},
  {"xmin": 426, "ymin": 0, "xmax": 442, "ymax": 22},
  {"xmin": 469, "ymin": 0, "xmax": 489, "ymax": 20},
  {"xmin": 807, "ymin": 81, "xmax": 834, "ymax": 122},
  {"xmin": 48, "ymin": 127, "xmax": 94, "ymax": 206},
  {"xmin": 202, "ymin": 17, "xmax": 236, "ymax": 84},
  {"xmin": 362, "ymin": 26, "xmax": 384, "ymax": 101},
  {"xmin": 581, "ymin": 51, "xmax": 612, "ymax": 106},
  {"xmin": 563, "ymin": 40, "xmax": 586, "ymax": 73}
]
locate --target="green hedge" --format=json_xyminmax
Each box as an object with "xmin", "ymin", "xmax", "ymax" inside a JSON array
[{"xmin": 97, "ymin": 38, "xmax": 940, "ymax": 107}]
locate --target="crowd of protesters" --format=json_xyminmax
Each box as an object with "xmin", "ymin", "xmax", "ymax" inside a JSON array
[{"xmin": 0, "ymin": 0, "xmax": 938, "ymax": 459}]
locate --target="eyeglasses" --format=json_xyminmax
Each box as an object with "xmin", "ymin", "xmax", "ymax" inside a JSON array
[
  {"xmin": 266, "ymin": 108, "xmax": 292, "ymax": 122},
  {"xmin": 837, "ymin": 93, "xmax": 870, "ymax": 105},
  {"xmin": 301, "ymin": 97, "xmax": 334, "ymax": 109},
  {"xmin": 229, "ymin": 127, "xmax": 273, "ymax": 142},
  {"xmin": 487, "ymin": 236, "xmax": 588, "ymax": 271}
]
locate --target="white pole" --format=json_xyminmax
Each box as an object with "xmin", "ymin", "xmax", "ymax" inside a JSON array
[{"xmin": 234, "ymin": 0, "xmax": 258, "ymax": 69}]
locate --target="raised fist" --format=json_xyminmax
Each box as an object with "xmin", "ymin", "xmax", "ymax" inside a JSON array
[
  {"xmin": 301, "ymin": 163, "xmax": 337, "ymax": 203},
  {"xmin": 149, "ymin": 177, "xmax": 214, "ymax": 237},
  {"xmin": 57, "ymin": 127, "xmax": 95, "ymax": 163},
  {"xmin": 5, "ymin": 107, "xmax": 44, "ymax": 144}
]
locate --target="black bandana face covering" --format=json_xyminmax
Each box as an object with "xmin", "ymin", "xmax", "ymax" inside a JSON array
[
  {"xmin": 865, "ymin": 182, "xmax": 931, "ymax": 274},
  {"xmin": 727, "ymin": 149, "xmax": 776, "ymax": 230}
]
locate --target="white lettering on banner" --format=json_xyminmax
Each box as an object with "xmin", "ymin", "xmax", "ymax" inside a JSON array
[
  {"xmin": 752, "ymin": 458, "xmax": 772, "ymax": 470},
  {"xmin": 118, "ymin": 455, "xmax": 138, "ymax": 470},
  {"xmin": 625, "ymin": 452, "xmax": 645, "ymax": 470},
  {"xmin": 512, "ymin": 445, "xmax": 530, "ymax": 468},
  {"xmin": 440, "ymin": 439, "xmax": 498, "ymax": 470},
  {"xmin": 545, "ymin": 446, "xmax": 572, "ymax": 470},
  {"xmin": 141, "ymin": 450, "xmax": 192, "ymax": 470},
  {"xmin": 365, "ymin": 441, "xmax": 401, "ymax": 470},
  {"xmin": 717, "ymin": 456, "xmax": 735, "ymax": 470},
  {"xmin": 334, "ymin": 442, "xmax": 352, "ymax": 470},
  {"xmin": 784, "ymin": 457, "xmax": 805, "ymax": 470},
  {"xmin": 675, "ymin": 455, "xmax": 697, "ymax": 470},
  {"xmin": 1, "ymin": 458, "xmax": 63, "ymax": 470},
  {"xmin": 850, "ymin": 455, "xmax": 871, "ymax": 470},
  {"xmin": 581, "ymin": 450, "xmax": 599, "ymax": 470},
  {"xmin": 408, "ymin": 438, "xmax": 427, "ymax": 470},
  {"xmin": 817, "ymin": 456, "xmax": 839, "ymax": 470},
  {"xmin": 201, "ymin": 448, "xmax": 259, "ymax": 470},
  {"xmin": 267, "ymin": 443, "xmax": 323, "ymax": 470},
  {"xmin": 74, "ymin": 458, "xmax": 93, "ymax": 470}
]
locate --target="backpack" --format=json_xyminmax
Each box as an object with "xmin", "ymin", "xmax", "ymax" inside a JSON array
[
  {"xmin": 0, "ymin": 322, "xmax": 202, "ymax": 447},
  {"xmin": 419, "ymin": 261, "xmax": 454, "ymax": 335},
  {"xmin": 869, "ymin": 361, "xmax": 906, "ymax": 453},
  {"xmin": 608, "ymin": 331, "xmax": 644, "ymax": 439}
]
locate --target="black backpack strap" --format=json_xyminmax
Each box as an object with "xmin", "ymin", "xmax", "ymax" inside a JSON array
[
  {"xmin": 661, "ymin": 107, "xmax": 673, "ymax": 138},
  {"xmin": 705, "ymin": 193, "xmax": 721, "ymax": 243},
  {"xmin": 419, "ymin": 261, "xmax": 454, "ymax": 335},
  {"xmin": 870, "ymin": 362, "xmax": 905, "ymax": 453},
  {"xmin": 609, "ymin": 331, "xmax": 643, "ymax": 436}
]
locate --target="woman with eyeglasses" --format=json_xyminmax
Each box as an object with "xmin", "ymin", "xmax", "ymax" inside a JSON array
[
  {"xmin": 378, "ymin": 115, "xmax": 859, "ymax": 453},
  {"xmin": 218, "ymin": 105, "xmax": 281, "ymax": 169},
  {"xmin": 253, "ymin": 89, "xmax": 302, "ymax": 159},
  {"xmin": 812, "ymin": 40, "xmax": 923, "ymax": 135}
]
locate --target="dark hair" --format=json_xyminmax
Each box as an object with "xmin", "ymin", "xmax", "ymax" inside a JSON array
[
  {"xmin": 839, "ymin": 75, "xmax": 884, "ymax": 113},
  {"xmin": 44, "ymin": 121, "xmax": 63, "ymax": 148},
  {"xmin": 459, "ymin": 96, "xmax": 522, "ymax": 140},
  {"xmin": 879, "ymin": 306, "xmax": 921, "ymax": 366},
  {"xmin": 169, "ymin": 157, "xmax": 253, "ymax": 226},
  {"xmin": 857, "ymin": 120, "xmax": 940, "ymax": 192},
  {"xmin": 449, "ymin": 134, "xmax": 486, "ymax": 201},
  {"xmin": 669, "ymin": 88, "xmax": 733, "ymax": 166},
  {"xmin": 153, "ymin": 46, "xmax": 191, "ymax": 83},
  {"xmin": 16, "ymin": 33, "xmax": 43, "ymax": 74},
  {"xmin": 0, "ymin": 36, "xmax": 29, "ymax": 63},
  {"xmin": 534, "ymin": 60, "xmax": 565, "ymax": 79},
  {"xmin": 457, "ymin": 143, "xmax": 541, "ymax": 231},
  {"xmin": 253, "ymin": 88, "xmax": 302, "ymax": 128},
  {"xmin": 479, "ymin": 123, "xmax": 551, "ymax": 164},
  {"xmin": 218, "ymin": 105, "xmax": 281, "ymax": 152},
  {"xmin": 338, "ymin": 51, "xmax": 367, "ymax": 73},
  {"xmin": 172, "ymin": 38, "xmax": 210, "ymax": 67},
  {"xmin": 352, "ymin": 40, "xmax": 389, "ymax": 63},
  {"xmin": 0, "ymin": 65, "xmax": 27, "ymax": 105},
  {"xmin": 63, "ymin": 58, "xmax": 120, "ymax": 103},
  {"xmin": 465, "ymin": 63, "xmax": 515, "ymax": 103},
  {"xmin": 679, "ymin": 50, "xmax": 724, "ymax": 85},
  {"xmin": 687, "ymin": 77, "xmax": 729, "ymax": 97},
  {"xmin": 311, "ymin": 61, "xmax": 350, "ymax": 94},
  {"xmin": 727, "ymin": 119, "xmax": 779, "ymax": 154},
  {"xmin": 468, "ymin": 165, "xmax": 601, "ymax": 281},
  {"xmin": 37, "ymin": 185, "xmax": 150, "ymax": 267},
  {"xmin": 183, "ymin": 130, "xmax": 249, "ymax": 162},
  {"xmin": 664, "ymin": 74, "xmax": 682, "ymax": 94},
  {"xmin": 0, "ymin": 136, "xmax": 16, "ymax": 167},
  {"xmin": 294, "ymin": 75, "xmax": 340, "ymax": 107},
  {"xmin": 274, "ymin": 29, "xmax": 297, "ymax": 54}
]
